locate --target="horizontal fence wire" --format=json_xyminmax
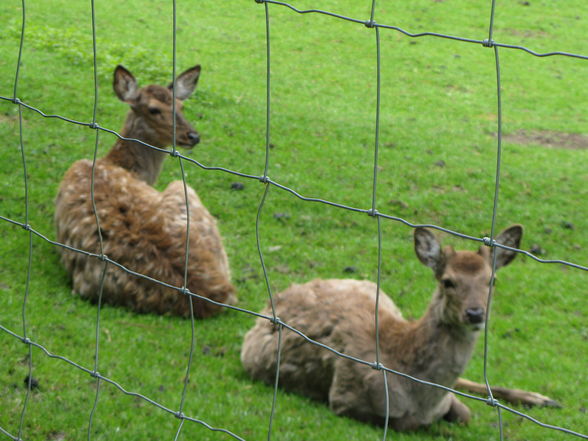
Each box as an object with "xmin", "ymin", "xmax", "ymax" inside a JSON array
[
  {"xmin": 0, "ymin": 0, "xmax": 587, "ymax": 440},
  {"xmin": 260, "ymin": 0, "xmax": 588, "ymax": 60}
]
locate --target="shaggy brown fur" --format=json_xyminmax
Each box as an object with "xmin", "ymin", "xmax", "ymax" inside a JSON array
[
  {"xmin": 242, "ymin": 226, "xmax": 556, "ymax": 430},
  {"xmin": 54, "ymin": 65, "xmax": 236, "ymax": 318}
]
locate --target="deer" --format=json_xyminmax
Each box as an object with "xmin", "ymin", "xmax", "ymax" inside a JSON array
[
  {"xmin": 241, "ymin": 225, "xmax": 558, "ymax": 431},
  {"xmin": 54, "ymin": 65, "xmax": 236, "ymax": 318}
]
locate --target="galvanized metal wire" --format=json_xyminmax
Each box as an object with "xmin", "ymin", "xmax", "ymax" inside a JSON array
[
  {"xmin": 482, "ymin": 0, "xmax": 503, "ymax": 433},
  {"xmin": 170, "ymin": 2, "xmax": 200, "ymax": 438},
  {"xmin": 1, "ymin": 0, "xmax": 587, "ymax": 440},
  {"xmin": 12, "ymin": 1, "xmax": 34, "ymax": 438}
]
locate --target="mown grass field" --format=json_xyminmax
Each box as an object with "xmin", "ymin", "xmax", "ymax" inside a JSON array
[{"xmin": 1, "ymin": 1, "xmax": 587, "ymax": 440}]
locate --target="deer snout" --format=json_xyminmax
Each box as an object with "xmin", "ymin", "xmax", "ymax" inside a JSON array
[
  {"xmin": 465, "ymin": 307, "xmax": 485, "ymax": 325},
  {"xmin": 187, "ymin": 131, "xmax": 200, "ymax": 146}
]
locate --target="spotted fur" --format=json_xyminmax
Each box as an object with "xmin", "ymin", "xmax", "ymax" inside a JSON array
[{"xmin": 54, "ymin": 65, "xmax": 236, "ymax": 318}]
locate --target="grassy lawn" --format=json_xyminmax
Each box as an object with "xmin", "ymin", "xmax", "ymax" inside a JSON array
[{"xmin": 1, "ymin": 1, "xmax": 587, "ymax": 440}]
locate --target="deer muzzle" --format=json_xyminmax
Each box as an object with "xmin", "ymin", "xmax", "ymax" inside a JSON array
[
  {"xmin": 465, "ymin": 307, "xmax": 485, "ymax": 326},
  {"xmin": 187, "ymin": 131, "xmax": 200, "ymax": 146}
]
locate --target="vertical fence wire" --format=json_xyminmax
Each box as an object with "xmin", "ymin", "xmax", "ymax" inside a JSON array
[
  {"xmin": 256, "ymin": 4, "xmax": 284, "ymax": 439},
  {"xmin": 381, "ymin": 369, "xmax": 390, "ymax": 441},
  {"xmin": 12, "ymin": 0, "xmax": 25, "ymax": 101},
  {"xmin": 16, "ymin": 171, "xmax": 33, "ymax": 441},
  {"xmin": 481, "ymin": 1, "xmax": 504, "ymax": 435},
  {"xmin": 176, "ymin": 154, "xmax": 197, "ymax": 423},
  {"xmin": 87, "ymin": 128, "xmax": 106, "ymax": 441},
  {"xmin": 367, "ymin": 9, "xmax": 392, "ymax": 439},
  {"xmin": 87, "ymin": 263, "xmax": 107, "ymax": 441},
  {"xmin": 261, "ymin": 1, "xmax": 272, "ymax": 180},
  {"xmin": 13, "ymin": 1, "xmax": 34, "ymax": 439},
  {"xmin": 371, "ymin": 24, "xmax": 383, "ymax": 365},
  {"xmin": 173, "ymin": 419, "xmax": 186, "ymax": 441},
  {"xmin": 376, "ymin": 217, "xmax": 390, "ymax": 440},
  {"xmin": 368, "ymin": 0, "xmax": 377, "ymax": 25},
  {"xmin": 497, "ymin": 406, "xmax": 504, "ymax": 441},
  {"xmin": 170, "ymin": 1, "xmax": 199, "ymax": 438},
  {"xmin": 171, "ymin": 0, "xmax": 178, "ymax": 156},
  {"xmin": 254, "ymin": 182, "xmax": 282, "ymax": 441},
  {"xmin": 86, "ymin": 1, "xmax": 108, "ymax": 439},
  {"xmin": 267, "ymin": 325, "xmax": 283, "ymax": 441},
  {"xmin": 486, "ymin": 44, "xmax": 505, "ymax": 439}
]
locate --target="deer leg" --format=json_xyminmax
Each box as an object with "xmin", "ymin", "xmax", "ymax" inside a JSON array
[
  {"xmin": 455, "ymin": 378, "xmax": 561, "ymax": 408},
  {"xmin": 443, "ymin": 394, "xmax": 471, "ymax": 424}
]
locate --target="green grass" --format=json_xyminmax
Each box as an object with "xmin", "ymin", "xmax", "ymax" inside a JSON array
[{"xmin": 1, "ymin": 0, "xmax": 587, "ymax": 440}]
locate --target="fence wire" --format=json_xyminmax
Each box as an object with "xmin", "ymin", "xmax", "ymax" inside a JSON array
[{"xmin": 0, "ymin": 0, "xmax": 587, "ymax": 440}]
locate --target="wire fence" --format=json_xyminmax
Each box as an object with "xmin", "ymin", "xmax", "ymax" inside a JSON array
[{"xmin": 0, "ymin": 0, "xmax": 587, "ymax": 440}]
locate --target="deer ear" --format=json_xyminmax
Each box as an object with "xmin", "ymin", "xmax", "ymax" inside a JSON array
[
  {"xmin": 113, "ymin": 65, "xmax": 139, "ymax": 102},
  {"xmin": 493, "ymin": 224, "xmax": 523, "ymax": 269},
  {"xmin": 414, "ymin": 228, "xmax": 442, "ymax": 271},
  {"xmin": 169, "ymin": 65, "xmax": 201, "ymax": 100}
]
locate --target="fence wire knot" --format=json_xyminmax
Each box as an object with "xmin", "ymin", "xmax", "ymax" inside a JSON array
[
  {"xmin": 259, "ymin": 175, "xmax": 271, "ymax": 184},
  {"xmin": 21, "ymin": 337, "xmax": 31, "ymax": 345},
  {"xmin": 482, "ymin": 39, "xmax": 495, "ymax": 48},
  {"xmin": 371, "ymin": 361, "xmax": 384, "ymax": 370},
  {"xmin": 364, "ymin": 20, "xmax": 376, "ymax": 28},
  {"xmin": 254, "ymin": 0, "xmax": 265, "ymax": 3},
  {"xmin": 88, "ymin": 122, "xmax": 99, "ymax": 130},
  {"xmin": 12, "ymin": 97, "xmax": 22, "ymax": 105},
  {"xmin": 22, "ymin": 223, "xmax": 32, "ymax": 232},
  {"xmin": 367, "ymin": 208, "xmax": 379, "ymax": 217},
  {"xmin": 482, "ymin": 236, "xmax": 495, "ymax": 247},
  {"xmin": 175, "ymin": 411, "xmax": 185, "ymax": 419},
  {"xmin": 97, "ymin": 253, "xmax": 108, "ymax": 262},
  {"xmin": 269, "ymin": 315, "xmax": 282, "ymax": 326},
  {"xmin": 180, "ymin": 286, "xmax": 190, "ymax": 296},
  {"xmin": 170, "ymin": 149, "xmax": 181, "ymax": 158},
  {"xmin": 486, "ymin": 396, "xmax": 499, "ymax": 407},
  {"xmin": 90, "ymin": 370, "xmax": 101, "ymax": 379}
]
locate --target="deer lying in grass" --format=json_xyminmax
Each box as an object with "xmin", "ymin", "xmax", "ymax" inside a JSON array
[
  {"xmin": 241, "ymin": 226, "xmax": 558, "ymax": 430},
  {"xmin": 55, "ymin": 65, "xmax": 236, "ymax": 318}
]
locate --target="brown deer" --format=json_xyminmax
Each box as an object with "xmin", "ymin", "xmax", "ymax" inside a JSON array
[
  {"xmin": 241, "ymin": 226, "xmax": 558, "ymax": 430},
  {"xmin": 54, "ymin": 65, "xmax": 236, "ymax": 318}
]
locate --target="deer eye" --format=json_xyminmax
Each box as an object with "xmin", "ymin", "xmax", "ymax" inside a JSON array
[
  {"xmin": 441, "ymin": 278, "xmax": 456, "ymax": 289},
  {"xmin": 148, "ymin": 107, "xmax": 162, "ymax": 115}
]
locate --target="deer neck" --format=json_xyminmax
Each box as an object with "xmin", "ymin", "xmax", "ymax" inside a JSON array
[
  {"xmin": 103, "ymin": 111, "xmax": 169, "ymax": 185},
  {"xmin": 385, "ymin": 291, "xmax": 479, "ymax": 387}
]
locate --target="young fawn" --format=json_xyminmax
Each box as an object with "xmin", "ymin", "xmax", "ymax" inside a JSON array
[
  {"xmin": 55, "ymin": 65, "xmax": 236, "ymax": 318},
  {"xmin": 241, "ymin": 226, "xmax": 557, "ymax": 430}
]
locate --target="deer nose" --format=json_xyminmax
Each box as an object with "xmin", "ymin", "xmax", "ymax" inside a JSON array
[
  {"xmin": 187, "ymin": 132, "xmax": 200, "ymax": 146},
  {"xmin": 465, "ymin": 307, "xmax": 485, "ymax": 324}
]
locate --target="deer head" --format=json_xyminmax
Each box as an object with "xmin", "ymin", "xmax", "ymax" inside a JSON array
[
  {"xmin": 113, "ymin": 65, "xmax": 201, "ymax": 148},
  {"xmin": 414, "ymin": 225, "xmax": 523, "ymax": 330}
]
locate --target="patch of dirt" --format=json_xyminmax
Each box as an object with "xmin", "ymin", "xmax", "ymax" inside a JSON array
[
  {"xmin": 502, "ymin": 130, "xmax": 588, "ymax": 150},
  {"xmin": 0, "ymin": 113, "xmax": 19, "ymax": 125},
  {"xmin": 500, "ymin": 28, "xmax": 549, "ymax": 39},
  {"xmin": 47, "ymin": 431, "xmax": 66, "ymax": 441}
]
